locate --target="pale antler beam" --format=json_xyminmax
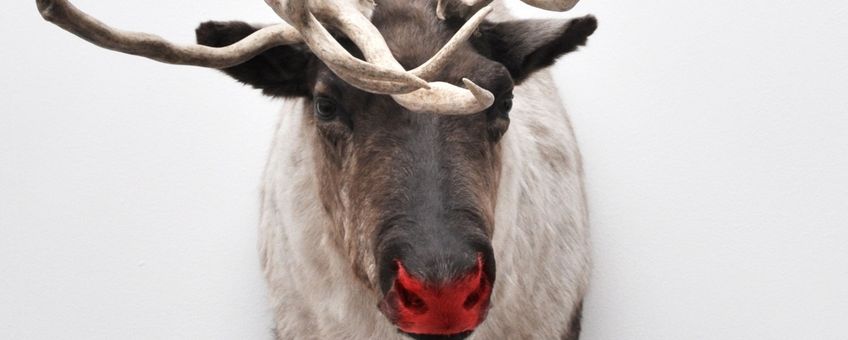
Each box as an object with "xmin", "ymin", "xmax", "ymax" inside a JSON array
[{"xmin": 36, "ymin": 0, "xmax": 301, "ymax": 69}]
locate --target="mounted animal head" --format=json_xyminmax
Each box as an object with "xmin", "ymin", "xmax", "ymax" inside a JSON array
[{"xmin": 36, "ymin": 0, "xmax": 596, "ymax": 338}]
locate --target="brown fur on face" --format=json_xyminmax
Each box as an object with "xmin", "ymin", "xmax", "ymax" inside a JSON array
[
  {"xmin": 301, "ymin": 0, "xmax": 515, "ymax": 289},
  {"xmin": 311, "ymin": 78, "xmax": 509, "ymax": 288}
]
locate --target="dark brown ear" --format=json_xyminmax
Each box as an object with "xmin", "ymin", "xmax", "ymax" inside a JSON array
[
  {"xmin": 196, "ymin": 21, "xmax": 315, "ymax": 98},
  {"xmin": 473, "ymin": 15, "xmax": 597, "ymax": 84}
]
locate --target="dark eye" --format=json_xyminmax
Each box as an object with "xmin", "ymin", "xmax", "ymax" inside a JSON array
[
  {"xmin": 314, "ymin": 97, "xmax": 338, "ymax": 121},
  {"xmin": 497, "ymin": 93, "xmax": 514, "ymax": 118},
  {"xmin": 500, "ymin": 97, "xmax": 513, "ymax": 114}
]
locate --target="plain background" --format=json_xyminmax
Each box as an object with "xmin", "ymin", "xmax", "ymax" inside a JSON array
[{"xmin": 2, "ymin": 0, "xmax": 847, "ymax": 339}]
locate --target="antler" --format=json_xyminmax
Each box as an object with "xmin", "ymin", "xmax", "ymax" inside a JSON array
[
  {"xmin": 264, "ymin": 0, "xmax": 429, "ymax": 94},
  {"xmin": 265, "ymin": 0, "xmax": 495, "ymax": 114},
  {"xmin": 39, "ymin": 0, "xmax": 581, "ymax": 114},
  {"xmin": 35, "ymin": 0, "xmax": 300, "ymax": 69},
  {"xmin": 437, "ymin": 0, "xmax": 580, "ymax": 19},
  {"xmin": 37, "ymin": 0, "xmax": 495, "ymax": 114},
  {"xmin": 520, "ymin": 0, "xmax": 580, "ymax": 11},
  {"xmin": 35, "ymin": 0, "xmax": 426, "ymax": 93},
  {"xmin": 399, "ymin": 6, "xmax": 496, "ymax": 115}
]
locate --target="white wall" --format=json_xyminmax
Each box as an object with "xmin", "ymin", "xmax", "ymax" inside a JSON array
[{"xmin": 2, "ymin": 1, "xmax": 846, "ymax": 339}]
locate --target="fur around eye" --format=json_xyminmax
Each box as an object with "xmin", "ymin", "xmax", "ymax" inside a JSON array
[{"xmin": 315, "ymin": 97, "xmax": 338, "ymax": 121}]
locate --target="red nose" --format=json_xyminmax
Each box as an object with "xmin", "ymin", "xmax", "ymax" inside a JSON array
[{"xmin": 378, "ymin": 255, "xmax": 492, "ymax": 336}]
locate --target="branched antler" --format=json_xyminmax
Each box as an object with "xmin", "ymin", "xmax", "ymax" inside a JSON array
[
  {"xmin": 35, "ymin": 0, "xmax": 301, "ymax": 69},
  {"xmin": 36, "ymin": 0, "xmax": 582, "ymax": 114},
  {"xmin": 436, "ymin": 0, "xmax": 579, "ymax": 19},
  {"xmin": 263, "ymin": 0, "xmax": 428, "ymax": 94},
  {"xmin": 264, "ymin": 0, "xmax": 495, "ymax": 114},
  {"xmin": 36, "ymin": 0, "xmax": 425, "ymax": 92}
]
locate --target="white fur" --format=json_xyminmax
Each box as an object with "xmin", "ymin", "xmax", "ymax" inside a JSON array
[{"xmin": 258, "ymin": 3, "xmax": 590, "ymax": 338}]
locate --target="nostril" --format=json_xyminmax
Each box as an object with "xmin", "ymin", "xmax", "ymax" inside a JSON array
[
  {"xmin": 462, "ymin": 274, "xmax": 488, "ymax": 310},
  {"xmin": 463, "ymin": 255, "xmax": 488, "ymax": 310},
  {"xmin": 395, "ymin": 276, "xmax": 428, "ymax": 313},
  {"xmin": 399, "ymin": 286, "xmax": 427, "ymax": 312},
  {"xmin": 463, "ymin": 290, "xmax": 481, "ymax": 309}
]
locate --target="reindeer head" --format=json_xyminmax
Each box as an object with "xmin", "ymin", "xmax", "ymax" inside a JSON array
[{"xmin": 37, "ymin": 0, "xmax": 596, "ymax": 338}]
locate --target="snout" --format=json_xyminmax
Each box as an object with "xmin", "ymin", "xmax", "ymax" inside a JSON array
[{"xmin": 378, "ymin": 254, "xmax": 493, "ymax": 337}]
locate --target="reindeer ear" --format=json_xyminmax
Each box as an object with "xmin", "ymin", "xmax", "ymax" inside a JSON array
[
  {"xmin": 196, "ymin": 21, "xmax": 314, "ymax": 98},
  {"xmin": 474, "ymin": 15, "xmax": 597, "ymax": 84}
]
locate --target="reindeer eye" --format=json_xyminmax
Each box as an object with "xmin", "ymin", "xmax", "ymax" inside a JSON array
[
  {"xmin": 498, "ymin": 94, "xmax": 514, "ymax": 118},
  {"xmin": 500, "ymin": 98, "xmax": 513, "ymax": 114},
  {"xmin": 314, "ymin": 97, "xmax": 338, "ymax": 121}
]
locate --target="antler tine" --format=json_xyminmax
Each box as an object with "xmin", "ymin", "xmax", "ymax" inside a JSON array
[
  {"xmin": 299, "ymin": 10, "xmax": 430, "ymax": 94},
  {"xmin": 520, "ymin": 0, "xmax": 580, "ymax": 11},
  {"xmin": 38, "ymin": 0, "xmax": 497, "ymax": 114},
  {"xmin": 36, "ymin": 0, "xmax": 427, "ymax": 93},
  {"xmin": 266, "ymin": 0, "xmax": 429, "ymax": 94},
  {"xmin": 279, "ymin": 0, "xmax": 494, "ymax": 115},
  {"xmin": 36, "ymin": 0, "xmax": 302, "ymax": 69},
  {"xmin": 393, "ymin": 5, "xmax": 496, "ymax": 115},
  {"xmin": 393, "ymin": 79, "xmax": 494, "ymax": 116},
  {"xmin": 438, "ymin": 0, "xmax": 580, "ymax": 20},
  {"xmin": 327, "ymin": 1, "xmax": 495, "ymax": 115},
  {"xmin": 412, "ymin": 5, "xmax": 493, "ymax": 80},
  {"xmin": 312, "ymin": 1, "xmax": 411, "ymax": 80}
]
